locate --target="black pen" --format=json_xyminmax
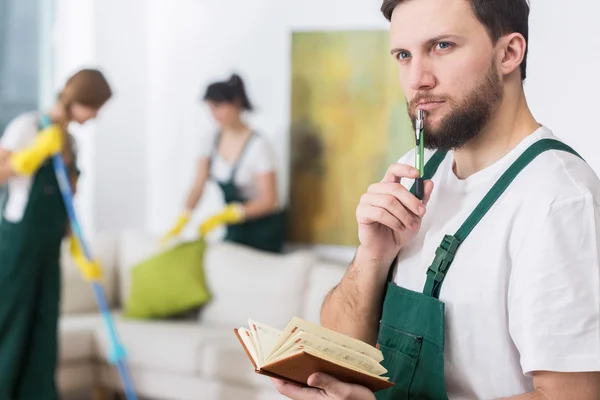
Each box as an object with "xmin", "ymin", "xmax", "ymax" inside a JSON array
[{"xmin": 415, "ymin": 109, "xmax": 425, "ymax": 200}]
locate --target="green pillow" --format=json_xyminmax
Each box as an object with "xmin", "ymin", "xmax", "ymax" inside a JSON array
[{"xmin": 124, "ymin": 238, "xmax": 211, "ymax": 319}]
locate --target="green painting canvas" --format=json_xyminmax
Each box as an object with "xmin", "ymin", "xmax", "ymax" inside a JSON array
[{"xmin": 289, "ymin": 30, "xmax": 414, "ymax": 246}]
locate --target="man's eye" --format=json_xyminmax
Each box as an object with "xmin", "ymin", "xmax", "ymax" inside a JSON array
[
  {"xmin": 397, "ymin": 51, "xmax": 411, "ymax": 60},
  {"xmin": 436, "ymin": 42, "xmax": 452, "ymax": 50}
]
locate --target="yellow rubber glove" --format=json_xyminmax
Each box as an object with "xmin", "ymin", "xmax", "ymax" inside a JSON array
[
  {"xmin": 199, "ymin": 203, "xmax": 245, "ymax": 237},
  {"xmin": 160, "ymin": 211, "xmax": 192, "ymax": 245},
  {"xmin": 69, "ymin": 236, "xmax": 103, "ymax": 281},
  {"xmin": 10, "ymin": 125, "xmax": 64, "ymax": 176}
]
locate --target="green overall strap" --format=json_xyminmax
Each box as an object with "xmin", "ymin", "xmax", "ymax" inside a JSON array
[
  {"xmin": 385, "ymin": 150, "xmax": 448, "ymax": 283},
  {"xmin": 423, "ymin": 138, "xmax": 583, "ymax": 298}
]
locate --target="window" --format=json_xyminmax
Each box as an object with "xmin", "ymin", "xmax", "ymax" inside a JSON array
[
  {"xmin": 0, "ymin": 0, "xmax": 53, "ymax": 200},
  {"xmin": 0, "ymin": 0, "xmax": 54, "ymax": 135}
]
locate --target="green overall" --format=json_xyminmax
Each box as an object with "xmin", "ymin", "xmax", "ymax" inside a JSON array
[
  {"xmin": 375, "ymin": 139, "xmax": 581, "ymax": 400},
  {"xmin": 0, "ymin": 155, "xmax": 68, "ymax": 398},
  {"xmin": 211, "ymin": 133, "xmax": 285, "ymax": 253}
]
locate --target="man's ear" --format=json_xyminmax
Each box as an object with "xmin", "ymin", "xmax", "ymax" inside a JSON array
[{"xmin": 497, "ymin": 33, "xmax": 527, "ymax": 78}]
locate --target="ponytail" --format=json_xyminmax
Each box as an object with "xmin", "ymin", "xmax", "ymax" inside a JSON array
[
  {"xmin": 227, "ymin": 74, "xmax": 253, "ymax": 111},
  {"xmin": 53, "ymin": 96, "xmax": 74, "ymax": 170},
  {"xmin": 203, "ymin": 73, "xmax": 254, "ymax": 111}
]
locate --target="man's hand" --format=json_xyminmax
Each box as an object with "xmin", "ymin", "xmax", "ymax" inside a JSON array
[
  {"xmin": 272, "ymin": 373, "xmax": 375, "ymax": 400},
  {"xmin": 319, "ymin": 162, "xmax": 435, "ymax": 344},
  {"xmin": 356, "ymin": 162, "xmax": 434, "ymax": 264}
]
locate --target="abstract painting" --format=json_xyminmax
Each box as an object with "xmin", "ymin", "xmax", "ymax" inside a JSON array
[{"xmin": 288, "ymin": 30, "xmax": 414, "ymax": 246}]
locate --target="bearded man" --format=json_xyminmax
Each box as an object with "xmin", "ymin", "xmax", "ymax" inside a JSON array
[{"xmin": 273, "ymin": 0, "xmax": 600, "ymax": 399}]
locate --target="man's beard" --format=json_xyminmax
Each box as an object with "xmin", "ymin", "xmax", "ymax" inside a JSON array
[{"xmin": 408, "ymin": 63, "xmax": 504, "ymax": 151}]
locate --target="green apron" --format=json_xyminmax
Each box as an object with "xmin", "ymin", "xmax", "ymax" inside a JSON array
[
  {"xmin": 375, "ymin": 139, "xmax": 581, "ymax": 400},
  {"xmin": 0, "ymin": 151, "xmax": 68, "ymax": 398},
  {"xmin": 211, "ymin": 132, "xmax": 285, "ymax": 253}
]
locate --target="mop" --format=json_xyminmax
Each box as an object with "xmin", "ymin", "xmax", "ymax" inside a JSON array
[{"xmin": 40, "ymin": 115, "xmax": 138, "ymax": 400}]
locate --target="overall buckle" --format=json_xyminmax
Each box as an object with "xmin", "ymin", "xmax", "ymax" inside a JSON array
[{"xmin": 428, "ymin": 234, "xmax": 460, "ymax": 282}]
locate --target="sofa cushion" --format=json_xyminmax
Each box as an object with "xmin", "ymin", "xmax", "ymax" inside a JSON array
[
  {"xmin": 57, "ymin": 364, "xmax": 97, "ymax": 396},
  {"xmin": 197, "ymin": 334, "xmax": 275, "ymax": 390},
  {"xmin": 117, "ymin": 230, "xmax": 166, "ymax": 306},
  {"xmin": 59, "ymin": 314, "xmax": 102, "ymax": 363},
  {"xmin": 60, "ymin": 232, "xmax": 119, "ymax": 314},
  {"xmin": 96, "ymin": 364, "xmax": 281, "ymax": 400},
  {"xmin": 200, "ymin": 242, "xmax": 315, "ymax": 330},
  {"xmin": 93, "ymin": 314, "xmax": 230, "ymax": 376},
  {"xmin": 301, "ymin": 261, "xmax": 347, "ymax": 324},
  {"xmin": 124, "ymin": 238, "xmax": 211, "ymax": 319}
]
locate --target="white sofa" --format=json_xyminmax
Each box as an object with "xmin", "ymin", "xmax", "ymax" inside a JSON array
[{"xmin": 58, "ymin": 230, "xmax": 349, "ymax": 400}]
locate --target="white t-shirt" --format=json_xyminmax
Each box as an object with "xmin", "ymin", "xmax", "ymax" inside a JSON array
[
  {"xmin": 200, "ymin": 132, "xmax": 277, "ymax": 201},
  {"xmin": 392, "ymin": 125, "xmax": 600, "ymax": 399},
  {"xmin": 0, "ymin": 111, "xmax": 42, "ymax": 222}
]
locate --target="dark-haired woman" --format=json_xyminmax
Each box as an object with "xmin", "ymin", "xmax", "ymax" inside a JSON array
[{"xmin": 162, "ymin": 74, "xmax": 285, "ymax": 253}]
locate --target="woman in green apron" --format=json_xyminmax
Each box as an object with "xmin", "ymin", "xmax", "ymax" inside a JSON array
[
  {"xmin": 162, "ymin": 73, "xmax": 285, "ymax": 253},
  {"xmin": 0, "ymin": 69, "xmax": 112, "ymax": 399}
]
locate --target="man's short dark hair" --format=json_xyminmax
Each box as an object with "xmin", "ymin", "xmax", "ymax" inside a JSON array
[{"xmin": 381, "ymin": 0, "xmax": 530, "ymax": 81}]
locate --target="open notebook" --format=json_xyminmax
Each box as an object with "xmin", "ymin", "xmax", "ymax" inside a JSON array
[{"xmin": 234, "ymin": 316, "xmax": 394, "ymax": 392}]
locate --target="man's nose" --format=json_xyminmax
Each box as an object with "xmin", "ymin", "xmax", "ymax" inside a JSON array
[{"xmin": 408, "ymin": 57, "xmax": 436, "ymax": 92}]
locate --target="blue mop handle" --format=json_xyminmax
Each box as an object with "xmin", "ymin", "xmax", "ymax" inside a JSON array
[
  {"xmin": 52, "ymin": 156, "xmax": 138, "ymax": 400},
  {"xmin": 41, "ymin": 116, "xmax": 138, "ymax": 400}
]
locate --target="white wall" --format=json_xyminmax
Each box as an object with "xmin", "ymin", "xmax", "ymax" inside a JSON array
[
  {"xmin": 54, "ymin": 0, "xmax": 600, "ymax": 262},
  {"xmin": 52, "ymin": 0, "xmax": 96, "ymax": 235},
  {"xmin": 524, "ymin": 1, "xmax": 600, "ymax": 171},
  {"xmin": 144, "ymin": 0, "xmax": 389, "ymax": 247},
  {"xmin": 53, "ymin": 0, "xmax": 148, "ymax": 238},
  {"xmin": 93, "ymin": 0, "xmax": 148, "ymax": 233}
]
